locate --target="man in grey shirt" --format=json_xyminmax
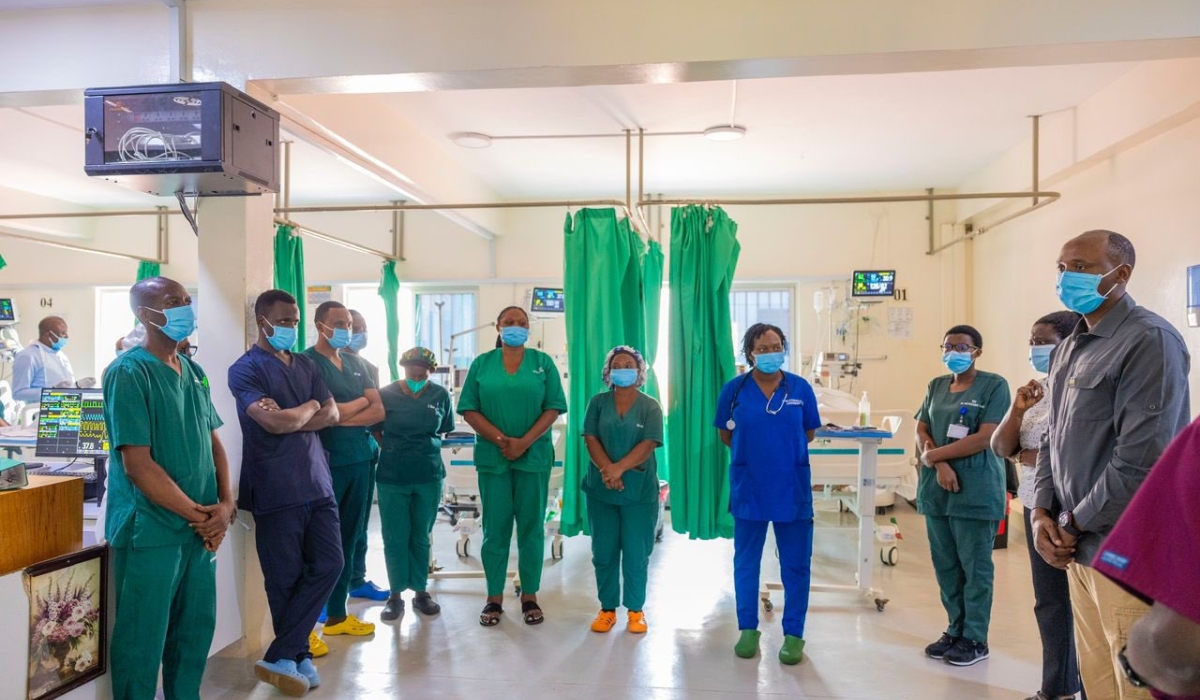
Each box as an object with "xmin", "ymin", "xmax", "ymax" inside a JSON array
[{"xmin": 1032, "ymin": 230, "xmax": 1191, "ymax": 700}]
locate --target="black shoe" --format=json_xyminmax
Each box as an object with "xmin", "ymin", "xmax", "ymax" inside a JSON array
[
  {"xmin": 924, "ymin": 633, "xmax": 960, "ymax": 659},
  {"xmin": 412, "ymin": 592, "xmax": 441, "ymax": 616},
  {"xmin": 944, "ymin": 638, "xmax": 989, "ymax": 667},
  {"xmin": 381, "ymin": 598, "xmax": 405, "ymax": 621}
]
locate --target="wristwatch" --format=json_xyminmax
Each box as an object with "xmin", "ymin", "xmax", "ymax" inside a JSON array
[
  {"xmin": 1117, "ymin": 645, "xmax": 1149, "ymax": 688},
  {"xmin": 1058, "ymin": 510, "xmax": 1084, "ymax": 538}
]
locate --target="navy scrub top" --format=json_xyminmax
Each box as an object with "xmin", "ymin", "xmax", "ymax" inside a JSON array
[
  {"xmin": 713, "ymin": 371, "xmax": 823, "ymax": 522},
  {"xmin": 229, "ymin": 345, "xmax": 335, "ymax": 515}
]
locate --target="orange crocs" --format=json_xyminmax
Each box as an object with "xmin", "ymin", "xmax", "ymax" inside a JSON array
[
  {"xmin": 591, "ymin": 610, "xmax": 617, "ymax": 633},
  {"xmin": 627, "ymin": 611, "xmax": 648, "ymax": 634}
]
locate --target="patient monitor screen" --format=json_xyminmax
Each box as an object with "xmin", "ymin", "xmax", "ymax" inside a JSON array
[
  {"xmin": 0, "ymin": 298, "xmax": 15, "ymax": 323},
  {"xmin": 531, "ymin": 287, "xmax": 565, "ymax": 313},
  {"xmin": 851, "ymin": 270, "xmax": 896, "ymax": 297},
  {"xmin": 36, "ymin": 389, "xmax": 110, "ymax": 458}
]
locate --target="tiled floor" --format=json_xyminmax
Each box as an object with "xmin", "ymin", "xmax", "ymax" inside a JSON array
[{"xmin": 201, "ymin": 497, "xmax": 1047, "ymax": 699}]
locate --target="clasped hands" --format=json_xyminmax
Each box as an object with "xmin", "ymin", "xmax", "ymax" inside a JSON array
[
  {"xmin": 921, "ymin": 440, "xmax": 960, "ymax": 493},
  {"xmin": 190, "ymin": 501, "xmax": 236, "ymax": 552},
  {"xmin": 597, "ymin": 460, "xmax": 631, "ymax": 491},
  {"xmin": 494, "ymin": 433, "xmax": 532, "ymax": 462}
]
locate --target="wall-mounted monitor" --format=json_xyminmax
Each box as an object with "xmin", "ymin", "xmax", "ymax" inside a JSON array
[
  {"xmin": 0, "ymin": 298, "xmax": 17, "ymax": 327},
  {"xmin": 851, "ymin": 270, "xmax": 896, "ymax": 298},
  {"xmin": 530, "ymin": 287, "xmax": 565, "ymax": 314}
]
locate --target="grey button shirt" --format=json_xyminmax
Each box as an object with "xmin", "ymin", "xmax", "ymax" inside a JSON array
[{"xmin": 1033, "ymin": 294, "xmax": 1191, "ymax": 565}]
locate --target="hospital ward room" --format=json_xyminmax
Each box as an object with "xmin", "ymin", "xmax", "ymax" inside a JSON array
[{"xmin": 1, "ymin": 3, "xmax": 1199, "ymax": 700}]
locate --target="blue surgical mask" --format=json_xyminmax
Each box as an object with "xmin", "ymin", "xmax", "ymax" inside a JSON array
[
  {"xmin": 500, "ymin": 326, "xmax": 529, "ymax": 347},
  {"xmin": 943, "ymin": 351, "xmax": 975, "ymax": 375},
  {"xmin": 1056, "ymin": 268, "xmax": 1120, "ymax": 315},
  {"xmin": 48, "ymin": 333, "xmax": 68, "ymax": 352},
  {"xmin": 322, "ymin": 324, "xmax": 351, "ymax": 350},
  {"xmin": 349, "ymin": 332, "xmax": 368, "ymax": 352},
  {"xmin": 143, "ymin": 305, "xmax": 196, "ymax": 343},
  {"xmin": 754, "ymin": 352, "xmax": 786, "ymax": 374},
  {"xmin": 264, "ymin": 321, "xmax": 297, "ymax": 352},
  {"xmin": 1030, "ymin": 344, "xmax": 1054, "ymax": 374},
  {"xmin": 406, "ymin": 379, "xmax": 427, "ymax": 394},
  {"xmin": 610, "ymin": 369, "xmax": 639, "ymax": 388}
]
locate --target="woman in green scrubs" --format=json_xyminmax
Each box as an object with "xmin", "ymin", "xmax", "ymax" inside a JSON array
[
  {"xmin": 582, "ymin": 346, "xmax": 663, "ymax": 634},
  {"xmin": 915, "ymin": 324, "xmax": 1011, "ymax": 668},
  {"xmin": 458, "ymin": 306, "xmax": 567, "ymax": 626},
  {"xmin": 375, "ymin": 347, "xmax": 454, "ymax": 622}
]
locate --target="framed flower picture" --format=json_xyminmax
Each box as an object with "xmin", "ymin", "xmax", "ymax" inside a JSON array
[{"xmin": 24, "ymin": 546, "xmax": 107, "ymax": 700}]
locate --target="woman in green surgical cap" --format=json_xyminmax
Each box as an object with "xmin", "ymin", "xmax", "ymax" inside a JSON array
[
  {"xmin": 582, "ymin": 346, "xmax": 663, "ymax": 635},
  {"xmin": 375, "ymin": 347, "xmax": 454, "ymax": 621}
]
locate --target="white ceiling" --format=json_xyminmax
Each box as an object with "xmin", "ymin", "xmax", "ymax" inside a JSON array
[
  {"xmin": 377, "ymin": 63, "xmax": 1137, "ymax": 198},
  {"xmin": 0, "ymin": 0, "xmax": 157, "ymax": 9}
]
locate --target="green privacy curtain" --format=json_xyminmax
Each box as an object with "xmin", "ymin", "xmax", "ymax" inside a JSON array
[
  {"xmin": 641, "ymin": 239, "xmax": 665, "ymax": 403},
  {"xmin": 668, "ymin": 205, "xmax": 740, "ymax": 540},
  {"xmin": 273, "ymin": 224, "xmax": 307, "ymax": 350},
  {"xmin": 378, "ymin": 259, "xmax": 402, "ymax": 383},
  {"xmin": 561, "ymin": 208, "xmax": 650, "ymax": 537},
  {"xmin": 0, "ymin": 254, "xmax": 6, "ymax": 271},
  {"xmin": 136, "ymin": 260, "xmax": 160, "ymax": 281}
]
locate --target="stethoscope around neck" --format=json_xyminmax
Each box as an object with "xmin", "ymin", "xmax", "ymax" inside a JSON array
[{"xmin": 725, "ymin": 371, "xmax": 790, "ymax": 430}]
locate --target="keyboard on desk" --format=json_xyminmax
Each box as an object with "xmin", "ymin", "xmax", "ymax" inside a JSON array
[{"xmin": 26, "ymin": 464, "xmax": 97, "ymax": 482}]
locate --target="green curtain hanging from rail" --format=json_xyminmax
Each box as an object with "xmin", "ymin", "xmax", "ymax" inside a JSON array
[
  {"xmin": 641, "ymin": 239, "xmax": 664, "ymax": 403},
  {"xmin": 561, "ymin": 208, "xmax": 650, "ymax": 537},
  {"xmin": 378, "ymin": 259, "xmax": 402, "ymax": 383},
  {"xmin": 667, "ymin": 205, "xmax": 740, "ymax": 540},
  {"xmin": 136, "ymin": 261, "xmax": 160, "ymax": 281},
  {"xmin": 273, "ymin": 223, "xmax": 307, "ymax": 350}
]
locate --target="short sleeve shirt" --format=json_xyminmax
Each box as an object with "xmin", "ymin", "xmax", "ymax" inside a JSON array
[
  {"xmin": 456, "ymin": 348, "xmax": 568, "ymax": 473},
  {"xmin": 228, "ymin": 346, "xmax": 334, "ymax": 514},
  {"xmin": 302, "ymin": 348, "xmax": 377, "ymax": 468},
  {"xmin": 582, "ymin": 391, "xmax": 664, "ymax": 505},
  {"xmin": 376, "ymin": 382, "xmax": 455, "ymax": 485},
  {"xmin": 915, "ymin": 370, "xmax": 1011, "ymax": 521},
  {"xmin": 102, "ymin": 348, "xmax": 223, "ymax": 547},
  {"xmin": 713, "ymin": 371, "xmax": 823, "ymax": 522}
]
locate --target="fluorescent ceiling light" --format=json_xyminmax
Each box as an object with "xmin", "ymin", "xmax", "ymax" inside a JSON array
[
  {"xmin": 450, "ymin": 132, "xmax": 493, "ymax": 149},
  {"xmin": 703, "ymin": 125, "xmax": 747, "ymax": 142}
]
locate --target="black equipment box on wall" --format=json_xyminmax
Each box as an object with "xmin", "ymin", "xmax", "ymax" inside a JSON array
[{"xmin": 84, "ymin": 82, "xmax": 279, "ymax": 196}]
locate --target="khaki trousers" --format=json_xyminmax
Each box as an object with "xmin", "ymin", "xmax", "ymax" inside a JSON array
[{"xmin": 1067, "ymin": 563, "xmax": 1152, "ymax": 700}]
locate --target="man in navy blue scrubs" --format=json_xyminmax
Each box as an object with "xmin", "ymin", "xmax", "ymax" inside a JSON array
[{"xmin": 229, "ymin": 289, "xmax": 342, "ymax": 697}]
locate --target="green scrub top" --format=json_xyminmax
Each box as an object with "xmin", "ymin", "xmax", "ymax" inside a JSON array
[
  {"xmin": 377, "ymin": 381, "xmax": 455, "ymax": 485},
  {"xmin": 915, "ymin": 370, "xmax": 1011, "ymax": 521},
  {"xmin": 303, "ymin": 348, "xmax": 377, "ymax": 468},
  {"xmin": 102, "ymin": 347, "xmax": 223, "ymax": 548},
  {"xmin": 456, "ymin": 348, "xmax": 568, "ymax": 474},
  {"xmin": 582, "ymin": 390, "xmax": 664, "ymax": 505}
]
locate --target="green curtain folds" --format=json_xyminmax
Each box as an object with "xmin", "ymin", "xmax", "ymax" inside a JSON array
[
  {"xmin": 667, "ymin": 205, "xmax": 740, "ymax": 540},
  {"xmin": 136, "ymin": 261, "xmax": 161, "ymax": 281},
  {"xmin": 640, "ymin": 240, "xmax": 665, "ymax": 403},
  {"xmin": 272, "ymin": 224, "xmax": 307, "ymax": 351},
  {"xmin": 378, "ymin": 259, "xmax": 402, "ymax": 383},
  {"xmin": 0, "ymin": 254, "xmax": 6, "ymax": 271},
  {"xmin": 561, "ymin": 208, "xmax": 651, "ymax": 537}
]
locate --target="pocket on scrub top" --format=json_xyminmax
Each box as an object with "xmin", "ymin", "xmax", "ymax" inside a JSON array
[{"xmin": 620, "ymin": 466, "xmax": 647, "ymax": 495}]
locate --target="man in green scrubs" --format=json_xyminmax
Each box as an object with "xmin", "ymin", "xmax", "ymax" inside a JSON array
[
  {"xmin": 103, "ymin": 276, "xmax": 234, "ymax": 700},
  {"xmin": 345, "ymin": 309, "xmax": 388, "ymax": 601},
  {"xmin": 303, "ymin": 301, "xmax": 384, "ymax": 636}
]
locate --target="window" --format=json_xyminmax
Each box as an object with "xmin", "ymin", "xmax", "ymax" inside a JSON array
[
  {"xmin": 730, "ymin": 289, "xmax": 793, "ymax": 368},
  {"xmin": 343, "ymin": 285, "xmax": 410, "ymax": 379},
  {"xmin": 415, "ymin": 292, "xmax": 477, "ymax": 369}
]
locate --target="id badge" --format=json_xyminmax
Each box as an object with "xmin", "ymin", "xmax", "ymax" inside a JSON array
[{"xmin": 946, "ymin": 424, "xmax": 970, "ymax": 440}]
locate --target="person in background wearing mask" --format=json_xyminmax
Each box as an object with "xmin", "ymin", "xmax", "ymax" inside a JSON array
[
  {"xmin": 713, "ymin": 324, "xmax": 822, "ymax": 665},
  {"xmin": 582, "ymin": 346, "xmax": 663, "ymax": 635},
  {"xmin": 1031, "ymin": 231, "xmax": 1190, "ymax": 700},
  {"xmin": 457, "ymin": 305, "xmax": 567, "ymax": 626},
  {"xmin": 102, "ymin": 276, "xmax": 233, "ymax": 700},
  {"xmin": 374, "ymin": 347, "xmax": 453, "ymax": 621},
  {"xmin": 991, "ymin": 310, "xmax": 1085, "ymax": 700},
  {"xmin": 1091, "ymin": 416, "xmax": 1200, "ymax": 700},
  {"xmin": 302, "ymin": 301, "xmax": 384, "ymax": 639},
  {"xmin": 12, "ymin": 315, "xmax": 76, "ymax": 402},
  {"xmin": 915, "ymin": 325, "xmax": 1011, "ymax": 667},
  {"xmin": 343, "ymin": 309, "xmax": 389, "ymax": 603},
  {"xmin": 229, "ymin": 289, "xmax": 342, "ymax": 696}
]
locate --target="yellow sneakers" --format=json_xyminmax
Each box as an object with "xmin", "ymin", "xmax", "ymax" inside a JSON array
[
  {"xmin": 590, "ymin": 610, "xmax": 618, "ymax": 633},
  {"xmin": 308, "ymin": 631, "xmax": 329, "ymax": 658},
  {"xmin": 627, "ymin": 611, "xmax": 648, "ymax": 634},
  {"xmin": 323, "ymin": 614, "xmax": 376, "ymax": 636}
]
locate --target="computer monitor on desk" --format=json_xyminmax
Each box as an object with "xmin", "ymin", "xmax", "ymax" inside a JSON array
[{"xmin": 35, "ymin": 388, "xmax": 109, "ymax": 503}]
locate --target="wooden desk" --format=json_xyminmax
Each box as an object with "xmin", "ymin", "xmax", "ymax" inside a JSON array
[{"xmin": 0, "ymin": 475, "xmax": 83, "ymax": 575}]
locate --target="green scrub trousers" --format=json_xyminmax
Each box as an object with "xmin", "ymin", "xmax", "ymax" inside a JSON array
[
  {"xmin": 479, "ymin": 469, "xmax": 550, "ymax": 597},
  {"xmin": 327, "ymin": 461, "xmax": 372, "ymax": 618},
  {"xmin": 925, "ymin": 516, "xmax": 998, "ymax": 643},
  {"xmin": 586, "ymin": 496, "xmax": 657, "ymax": 611},
  {"xmin": 377, "ymin": 481, "xmax": 442, "ymax": 592},
  {"xmin": 110, "ymin": 537, "xmax": 216, "ymax": 700}
]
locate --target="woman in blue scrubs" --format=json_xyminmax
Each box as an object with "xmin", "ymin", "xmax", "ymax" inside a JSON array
[{"xmin": 713, "ymin": 323, "xmax": 822, "ymax": 665}]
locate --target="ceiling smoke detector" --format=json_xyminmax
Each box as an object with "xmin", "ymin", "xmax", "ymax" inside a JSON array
[
  {"xmin": 450, "ymin": 132, "xmax": 493, "ymax": 149},
  {"xmin": 703, "ymin": 125, "xmax": 747, "ymax": 142}
]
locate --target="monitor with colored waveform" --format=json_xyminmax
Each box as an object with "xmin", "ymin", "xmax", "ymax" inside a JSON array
[{"xmin": 35, "ymin": 388, "xmax": 110, "ymax": 458}]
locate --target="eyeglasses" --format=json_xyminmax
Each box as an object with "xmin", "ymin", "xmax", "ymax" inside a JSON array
[
  {"xmin": 182, "ymin": 346, "xmax": 198, "ymax": 358},
  {"xmin": 939, "ymin": 343, "xmax": 978, "ymax": 353}
]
